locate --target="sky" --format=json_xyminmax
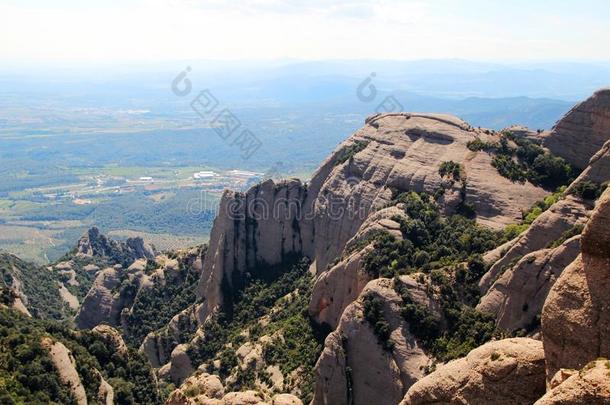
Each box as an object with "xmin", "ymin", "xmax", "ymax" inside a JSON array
[{"xmin": 1, "ymin": 0, "xmax": 610, "ymax": 63}]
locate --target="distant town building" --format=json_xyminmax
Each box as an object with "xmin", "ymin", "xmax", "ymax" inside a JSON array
[
  {"xmin": 73, "ymin": 198, "xmax": 93, "ymax": 205},
  {"xmin": 139, "ymin": 176, "xmax": 154, "ymax": 182},
  {"xmin": 228, "ymin": 169, "xmax": 263, "ymax": 178},
  {"xmin": 193, "ymin": 171, "xmax": 218, "ymax": 179}
]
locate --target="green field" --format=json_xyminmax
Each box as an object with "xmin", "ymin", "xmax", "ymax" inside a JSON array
[{"xmin": 0, "ymin": 164, "xmax": 228, "ymax": 263}]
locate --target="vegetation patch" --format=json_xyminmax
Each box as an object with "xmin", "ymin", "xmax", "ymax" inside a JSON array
[
  {"xmin": 187, "ymin": 257, "xmax": 326, "ymax": 403},
  {"xmin": 394, "ymin": 260, "xmax": 497, "ymax": 363},
  {"xmin": 571, "ymin": 180, "xmax": 607, "ymax": 200},
  {"xmin": 502, "ymin": 187, "xmax": 566, "ymax": 241},
  {"xmin": 438, "ymin": 161, "xmax": 464, "ymax": 182},
  {"xmin": 0, "ymin": 253, "xmax": 67, "ymax": 320},
  {"xmin": 335, "ymin": 140, "xmax": 370, "ymax": 165},
  {"xmin": 468, "ymin": 132, "xmax": 577, "ymax": 189},
  {"xmin": 123, "ymin": 250, "xmax": 204, "ymax": 346},
  {"xmin": 364, "ymin": 191, "xmax": 504, "ymax": 278},
  {"xmin": 0, "ymin": 308, "xmax": 160, "ymax": 404},
  {"xmin": 362, "ymin": 293, "xmax": 395, "ymax": 352}
]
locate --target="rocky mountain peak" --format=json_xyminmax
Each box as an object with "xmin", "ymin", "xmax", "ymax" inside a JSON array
[
  {"xmin": 196, "ymin": 111, "xmax": 556, "ymax": 325},
  {"xmin": 176, "ymin": 90, "xmax": 610, "ymax": 405},
  {"xmin": 76, "ymin": 226, "xmax": 156, "ymax": 265},
  {"xmin": 543, "ymin": 88, "xmax": 610, "ymax": 169}
]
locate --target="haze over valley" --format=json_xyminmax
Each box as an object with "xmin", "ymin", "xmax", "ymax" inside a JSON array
[{"xmin": 2, "ymin": 60, "xmax": 608, "ymax": 262}]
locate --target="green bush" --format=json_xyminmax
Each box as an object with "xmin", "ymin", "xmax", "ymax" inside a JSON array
[
  {"xmin": 429, "ymin": 272, "xmax": 496, "ymax": 362},
  {"xmin": 439, "ymin": 161, "xmax": 463, "ymax": 182},
  {"xmin": 335, "ymin": 140, "xmax": 370, "ymax": 165},
  {"xmin": 514, "ymin": 137, "xmax": 544, "ymax": 164},
  {"xmin": 466, "ymin": 138, "xmax": 491, "ymax": 151},
  {"xmin": 394, "ymin": 270, "xmax": 496, "ymax": 363},
  {"xmin": 491, "ymin": 155, "xmax": 527, "ymax": 183},
  {"xmin": 530, "ymin": 154, "xmax": 573, "ymax": 189},
  {"xmin": 395, "ymin": 281, "xmax": 440, "ymax": 343},
  {"xmin": 571, "ymin": 180, "xmax": 606, "ymax": 200},
  {"xmin": 362, "ymin": 294, "xmax": 394, "ymax": 352}
]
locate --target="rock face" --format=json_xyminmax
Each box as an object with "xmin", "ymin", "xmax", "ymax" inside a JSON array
[
  {"xmin": 401, "ymin": 338, "xmax": 546, "ymax": 405},
  {"xmin": 313, "ymin": 276, "xmax": 437, "ymax": 405},
  {"xmin": 141, "ymin": 303, "xmax": 200, "ymax": 368},
  {"xmin": 0, "ymin": 254, "xmax": 32, "ymax": 317},
  {"xmin": 74, "ymin": 259, "xmax": 153, "ymax": 329},
  {"xmin": 479, "ymin": 96, "xmax": 610, "ymax": 295},
  {"xmin": 195, "ymin": 178, "xmax": 309, "ymax": 324},
  {"xmin": 159, "ymin": 343, "xmax": 195, "ymax": 385},
  {"xmin": 535, "ymin": 360, "xmax": 610, "ymax": 405},
  {"xmin": 478, "ymin": 195, "xmax": 591, "ymax": 293},
  {"xmin": 542, "ymin": 88, "xmax": 610, "ymax": 169},
  {"xmin": 77, "ymin": 226, "xmax": 156, "ymax": 265},
  {"xmin": 92, "ymin": 324, "xmax": 128, "ymax": 354},
  {"xmin": 58, "ymin": 283, "xmax": 80, "ymax": 310},
  {"xmin": 76, "ymin": 245, "xmax": 204, "ymax": 333},
  {"xmin": 162, "ymin": 91, "xmax": 610, "ymax": 403},
  {"xmin": 41, "ymin": 337, "xmax": 88, "ymax": 405},
  {"xmin": 197, "ymin": 113, "xmax": 550, "ymax": 325},
  {"xmin": 74, "ymin": 267, "xmax": 123, "ymax": 329},
  {"xmin": 94, "ymin": 369, "xmax": 114, "ymax": 405},
  {"xmin": 542, "ymin": 187, "xmax": 610, "ymax": 380},
  {"xmin": 308, "ymin": 205, "xmax": 407, "ymax": 329},
  {"xmin": 477, "ymin": 236, "xmax": 581, "ymax": 333},
  {"xmin": 566, "ymin": 139, "xmax": 610, "ymax": 188}
]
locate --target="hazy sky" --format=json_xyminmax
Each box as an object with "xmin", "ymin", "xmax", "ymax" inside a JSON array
[{"xmin": 1, "ymin": 0, "xmax": 609, "ymax": 63}]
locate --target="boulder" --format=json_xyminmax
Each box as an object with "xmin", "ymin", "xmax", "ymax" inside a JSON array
[
  {"xmin": 221, "ymin": 391, "xmax": 265, "ymax": 405},
  {"xmin": 164, "ymin": 343, "xmax": 195, "ymax": 385},
  {"xmin": 271, "ymin": 394, "xmax": 301, "ymax": 405},
  {"xmin": 92, "ymin": 324, "xmax": 128, "ymax": 355},
  {"xmin": 165, "ymin": 370, "xmax": 224, "ymax": 404},
  {"xmin": 534, "ymin": 360, "xmax": 610, "ymax": 405},
  {"xmin": 400, "ymin": 338, "xmax": 546, "ymax": 405}
]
